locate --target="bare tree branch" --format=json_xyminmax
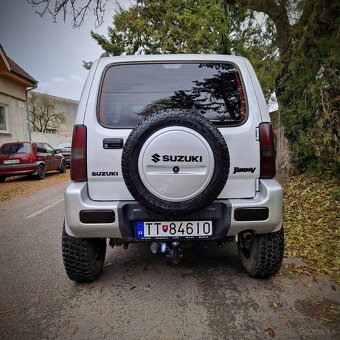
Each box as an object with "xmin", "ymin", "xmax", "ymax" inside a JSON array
[
  {"xmin": 29, "ymin": 93, "xmax": 66, "ymax": 133},
  {"xmin": 27, "ymin": 0, "xmax": 108, "ymax": 27}
]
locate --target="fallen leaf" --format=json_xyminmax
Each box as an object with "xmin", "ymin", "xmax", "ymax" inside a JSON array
[
  {"xmin": 130, "ymin": 286, "xmax": 136, "ymax": 291},
  {"xmin": 319, "ymin": 317, "xmax": 332, "ymax": 322},
  {"xmin": 265, "ymin": 327, "xmax": 275, "ymax": 337},
  {"xmin": 143, "ymin": 284, "xmax": 151, "ymax": 291},
  {"xmin": 272, "ymin": 302, "xmax": 278, "ymax": 309}
]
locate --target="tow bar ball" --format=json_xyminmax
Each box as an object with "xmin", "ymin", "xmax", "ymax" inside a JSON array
[{"xmin": 150, "ymin": 241, "xmax": 183, "ymax": 264}]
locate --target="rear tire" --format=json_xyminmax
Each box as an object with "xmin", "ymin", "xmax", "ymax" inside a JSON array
[
  {"xmin": 59, "ymin": 160, "xmax": 66, "ymax": 173},
  {"xmin": 237, "ymin": 228, "xmax": 284, "ymax": 278},
  {"xmin": 36, "ymin": 164, "xmax": 45, "ymax": 180},
  {"xmin": 62, "ymin": 223, "xmax": 106, "ymax": 282}
]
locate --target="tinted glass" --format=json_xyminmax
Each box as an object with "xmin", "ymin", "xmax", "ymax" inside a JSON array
[
  {"xmin": 37, "ymin": 143, "xmax": 47, "ymax": 153},
  {"xmin": 44, "ymin": 143, "xmax": 54, "ymax": 153},
  {"xmin": 0, "ymin": 143, "xmax": 31, "ymax": 154},
  {"xmin": 99, "ymin": 63, "xmax": 246, "ymax": 127}
]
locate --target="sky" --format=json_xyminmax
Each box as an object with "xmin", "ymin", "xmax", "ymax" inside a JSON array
[{"xmin": 0, "ymin": 0, "xmax": 131, "ymax": 101}]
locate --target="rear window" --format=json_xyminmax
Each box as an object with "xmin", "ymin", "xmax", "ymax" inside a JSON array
[
  {"xmin": 0, "ymin": 143, "xmax": 31, "ymax": 155},
  {"xmin": 99, "ymin": 63, "xmax": 246, "ymax": 128}
]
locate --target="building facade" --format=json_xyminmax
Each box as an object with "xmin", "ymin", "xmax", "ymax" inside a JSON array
[
  {"xmin": 30, "ymin": 92, "xmax": 78, "ymax": 148},
  {"xmin": 0, "ymin": 44, "xmax": 37, "ymax": 145}
]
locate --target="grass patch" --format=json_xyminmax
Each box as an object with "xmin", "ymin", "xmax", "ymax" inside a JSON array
[{"xmin": 283, "ymin": 174, "xmax": 340, "ymax": 283}]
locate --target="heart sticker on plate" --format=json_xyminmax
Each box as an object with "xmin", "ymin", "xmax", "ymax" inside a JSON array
[{"xmin": 162, "ymin": 225, "xmax": 168, "ymax": 233}]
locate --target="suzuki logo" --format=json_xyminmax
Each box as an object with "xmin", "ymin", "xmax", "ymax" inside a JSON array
[
  {"xmin": 151, "ymin": 153, "xmax": 161, "ymax": 163},
  {"xmin": 151, "ymin": 153, "xmax": 203, "ymax": 163}
]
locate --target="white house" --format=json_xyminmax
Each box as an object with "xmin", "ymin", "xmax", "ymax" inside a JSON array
[{"xmin": 0, "ymin": 44, "xmax": 37, "ymax": 145}]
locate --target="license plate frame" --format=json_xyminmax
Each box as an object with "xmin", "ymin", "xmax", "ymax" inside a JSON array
[
  {"xmin": 135, "ymin": 220, "xmax": 213, "ymax": 239},
  {"xmin": 3, "ymin": 159, "xmax": 20, "ymax": 165}
]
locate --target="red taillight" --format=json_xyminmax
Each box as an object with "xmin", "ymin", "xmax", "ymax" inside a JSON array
[
  {"xmin": 259, "ymin": 123, "xmax": 276, "ymax": 178},
  {"xmin": 29, "ymin": 154, "xmax": 37, "ymax": 163},
  {"xmin": 29, "ymin": 143, "xmax": 37, "ymax": 162},
  {"xmin": 71, "ymin": 125, "xmax": 87, "ymax": 182}
]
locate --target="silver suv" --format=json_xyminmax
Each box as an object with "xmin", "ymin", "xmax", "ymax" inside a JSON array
[{"xmin": 62, "ymin": 54, "xmax": 283, "ymax": 282}]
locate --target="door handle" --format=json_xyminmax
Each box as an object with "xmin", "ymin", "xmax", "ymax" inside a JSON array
[{"xmin": 103, "ymin": 138, "xmax": 124, "ymax": 149}]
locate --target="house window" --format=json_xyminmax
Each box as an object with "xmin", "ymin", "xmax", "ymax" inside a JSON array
[{"xmin": 0, "ymin": 104, "xmax": 9, "ymax": 133}]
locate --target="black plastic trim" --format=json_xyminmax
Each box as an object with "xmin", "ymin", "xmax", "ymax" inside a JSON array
[
  {"xmin": 80, "ymin": 210, "xmax": 115, "ymax": 224},
  {"xmin": 234, "ymin": 208, "xmax": 269, "ymax": 221},
  {"xmin": 117, "ymin": 200, "xmax": 231, "ymax": 242}
]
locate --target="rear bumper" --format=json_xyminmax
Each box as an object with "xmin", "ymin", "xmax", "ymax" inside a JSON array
[
  {"xmin": 64, "ymin": 179, "xmax": 282, "ymax": 239},
  {"xmin": 0, "ymin": 163, "xmax": 38, "ymax": 175}
]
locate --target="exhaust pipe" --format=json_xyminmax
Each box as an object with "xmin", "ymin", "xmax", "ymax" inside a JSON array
[{"xmin": 243, "ymin": 232, "xmax": 253, "ymax": 242}]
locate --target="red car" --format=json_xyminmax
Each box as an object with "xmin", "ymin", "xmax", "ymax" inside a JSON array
[{"xmin": 0, "ymin": 142, "xmax": 66, "ymax": 182}]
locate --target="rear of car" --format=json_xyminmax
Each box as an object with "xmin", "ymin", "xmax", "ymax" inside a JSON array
[
  {"xmin": 63, "ymin": 55, "xmax": 283, "ymax": 283},
  {"xmin": 0, "ymin": 142, "xmax": 38, "ymax": 180},
  {"xmin": 55, "ymin": 142, "xmax": 71, "ymax": 166},
  {"xmin": 0, "ymin": 141, "xmax": 66, "ymax": 181}
]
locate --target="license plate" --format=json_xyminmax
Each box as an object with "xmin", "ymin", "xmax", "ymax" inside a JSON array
[
  {"xmin": 4, "ymin": 159, "xmax": 20, "ymax": 165},
  {"xmin": 135, "ymin": 220, "xmax": 212, "ymax": 239}
]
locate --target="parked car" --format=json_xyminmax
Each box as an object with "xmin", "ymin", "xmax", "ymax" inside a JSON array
[
  {"xmin": 0, "ymin": 141, "xmax": 66, "ymax": 182},
  {"xmin": 63, "ymin": 54, "xmax": 283, "ymax": 283},
  {"xmin": 55, "ymin": 142, "xmax": 71, "ymax": 166}
]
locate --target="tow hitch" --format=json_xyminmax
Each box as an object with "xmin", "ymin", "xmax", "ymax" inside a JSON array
[{"xmin": 150, "ymin": 241, "xmax": 183, "ymax": 264}]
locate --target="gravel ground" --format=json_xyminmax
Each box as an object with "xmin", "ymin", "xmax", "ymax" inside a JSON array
[{"xmin": 0, "ymin": 170, "xmax": 70, "ymax": 202}]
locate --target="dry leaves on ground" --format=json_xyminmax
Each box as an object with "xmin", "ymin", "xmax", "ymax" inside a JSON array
[{"xmin": 283, "ymin": 174, "xmax": 340, "ymax": 283}]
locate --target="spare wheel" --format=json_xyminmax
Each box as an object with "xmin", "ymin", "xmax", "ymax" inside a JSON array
[{"xmin": 121, "ymin": 111, "xmax": 230, "ymax": 216}]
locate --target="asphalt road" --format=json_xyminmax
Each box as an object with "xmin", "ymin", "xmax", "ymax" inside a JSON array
[{"xmin": 0, "ymin": 181, "xmax": 339, "ymax": 340}]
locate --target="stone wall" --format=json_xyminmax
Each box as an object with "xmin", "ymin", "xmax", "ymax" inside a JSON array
[{"xmin": 31, "ymin": 131, "xmax": 70, "ymax": 148}]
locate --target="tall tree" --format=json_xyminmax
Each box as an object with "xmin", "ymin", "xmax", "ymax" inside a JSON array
[
  {"xmin": 29, "ymin": 93, "xmax": 66, "ymax": 133},
  {"xmin": 89, "ymin": 0, "xmax": 280, "ymax": 99},
  {"xmin": 225, "ymin": 0, "xmax": 339, "ymax": 175},
  {"xmin": 91, "ymin": 0, "xmax": 232, "ymax": 55}
]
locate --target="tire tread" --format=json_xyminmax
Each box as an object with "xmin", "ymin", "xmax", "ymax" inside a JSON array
[
  {"xmin": 238, "ymin": 228, "xmax": 284, "ymax": 278},
  {"xmin": 62, "ymin": 225, "xmax": 106, "ymax": 282}
]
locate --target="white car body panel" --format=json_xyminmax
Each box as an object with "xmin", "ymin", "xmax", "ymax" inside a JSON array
[{"xmin": 80, "ymin": 55, "xmax": 264, "ymax": 201}]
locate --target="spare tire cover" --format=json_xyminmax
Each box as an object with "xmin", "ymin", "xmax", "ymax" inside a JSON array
[{"xmin": 122, "ymin": 111, "xmax": 230, "ymax": 216}]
